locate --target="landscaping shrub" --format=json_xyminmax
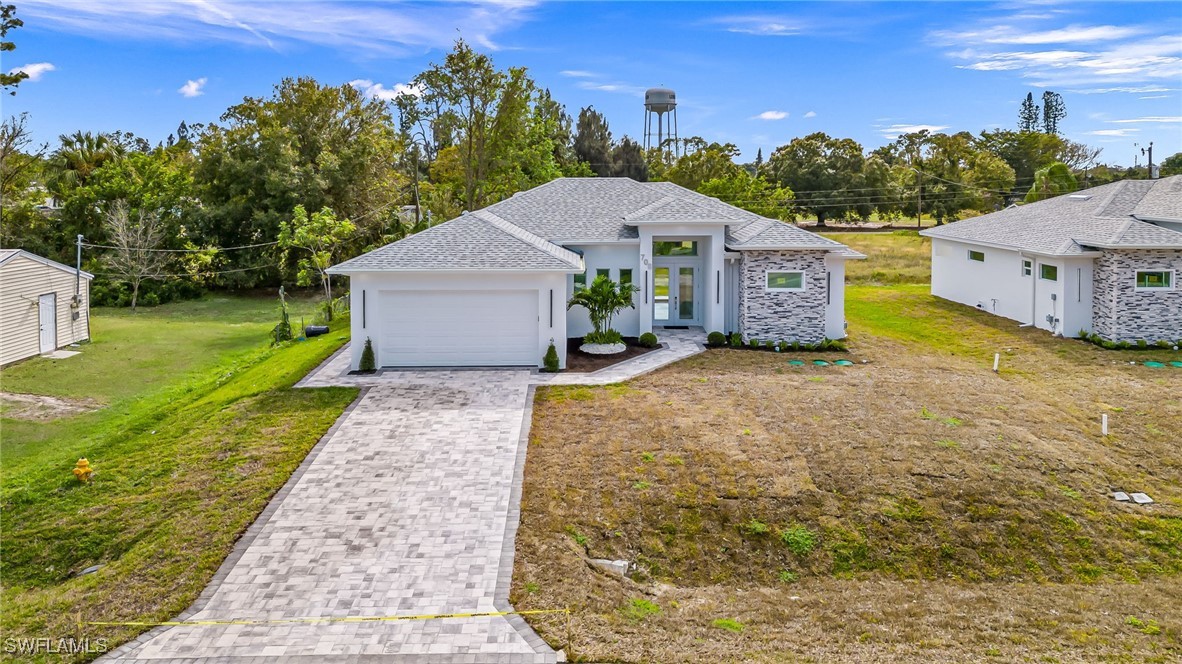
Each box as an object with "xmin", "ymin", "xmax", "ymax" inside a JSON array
[
  {"xmin": 584, "ymin": 329, "xmax": 623, "ymax": 345},
  {"xmin": 706, "ymin": 331, "xmax": 727, "ymax": 347},
  {"xmin": 748, "ymin": 338, "xmax": 761, "ymax": 350},
  {"xmin": 270, "ymin": 288, "xmax": 294, "ymax": 345},
  {"xmin": 359, "ymin": 337, "xmax": 376, "ymax": 372},
  {"xmin": 777, "ymin": 341, "xmax": 790, "ymax": 353},
  {"xmin": 763, "ymin": 340, "xmax": 776, "ymax": 351},
  {"xmin": 729, "ymin": 332, "xmax": 743, "ymax": 348},
  {"xmin": 638, "ymin": 332, "xmax": 659, "ymax": 348},
  {"xmin": 543, "ymin": 341, "xmax": 560, "ymax": 372}
]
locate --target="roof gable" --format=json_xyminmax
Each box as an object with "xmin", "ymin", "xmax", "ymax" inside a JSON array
[{"xmin": 0, "ymin": 248, "xmax": 95, "ymax": 279}]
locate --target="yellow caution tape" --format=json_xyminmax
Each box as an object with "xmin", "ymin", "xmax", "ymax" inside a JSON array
[{"xmin": 86, "ymin": 608, "xmax": 570, "ymax": 628}]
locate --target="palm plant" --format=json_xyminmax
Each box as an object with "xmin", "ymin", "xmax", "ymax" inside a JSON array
[
  {"xmin": 567, "ymin": 274, "xmax": 637, "ymax": 344},
  {"xmin": 46, "ymin": 131, "xmax": 122, "ymax": 194}
]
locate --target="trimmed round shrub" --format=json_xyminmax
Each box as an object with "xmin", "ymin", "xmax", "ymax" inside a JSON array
[
  {"xmin": 638, "ymin": 332, "xmax": 659, "ymax": 348},
  {"xmin": 706, "ymin": 331, "xmax": 726, "ymax": 347}
]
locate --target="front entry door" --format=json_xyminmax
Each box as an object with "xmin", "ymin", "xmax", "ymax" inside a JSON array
[
  {"xmin": 653, "ymin": 263, "xmax": 699, "ymax": 325},
  {"xmin": 38, "ymin": 293, "xmax": 56, "ymax": 354}
]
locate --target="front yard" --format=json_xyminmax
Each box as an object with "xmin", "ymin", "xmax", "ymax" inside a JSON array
[
  {"xmin": 514, "ymin": 267, "xmax": 1181, "ymax": 660},
  {"xmin": 0, "ymin": 295, "xmax": 357, "ymax": 663}
]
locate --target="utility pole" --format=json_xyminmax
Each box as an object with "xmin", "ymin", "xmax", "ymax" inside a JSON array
[
  {"xmin": 1142, "ymin": 141, "xmax": 1156, "ymax": 179},
  {"xmin": 916, "ymin": 168, "xmax": 923, "ymax": 230},
  {"xmin": 75, "ymin": 234, "xmax": 83, "ymax": 303}
]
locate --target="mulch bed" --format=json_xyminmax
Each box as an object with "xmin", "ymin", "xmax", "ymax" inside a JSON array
[{"xmin": 564, "ymin": 338, "xmax": 657, "ymax": 373}]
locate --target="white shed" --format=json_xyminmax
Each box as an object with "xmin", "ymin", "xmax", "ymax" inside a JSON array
[{"xmin": 0, "ymin": 249, "xmax": 93, "ymax": 366}]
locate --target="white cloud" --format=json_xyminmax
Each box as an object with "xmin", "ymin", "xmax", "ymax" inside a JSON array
[
  {"xmin": 8, "ymin": 62, "xmax": 55, "ymax": 82},
  {"xmin": 559, "ymin": 70, "xmax": 596, "ymax": 78},
  {"xmin": 803, "ymin": 111, "xmax": 816, "ymax": 118},
  {"xmin": 349, "ymin": 79, "xmax": 422, "ymax": 101},
  {"xmin": 753, "ymin": 110, "xmax": 788, "ymax": 121},
  {"xmin": 1106, "ymin": 116, "xmax": 1182, "ymax": 124},
  {"xmin": 711, "ymin": 15, "xmax": 808, "ymax": 36},
  {"xmin": 1086, "ymin": 128, "xmax": 1139, "ymax": 136},
  {"xmin": 576, "ymin": 80, "xmax": 646, "ymax": 97},
  {"xmin": 178, "ymin": 77, "xmax": 207, "ymax": 97},
  {"xmin": 1139, "ymin": 95, "xmax": 1171, "ymax": 99},
  {"xmin": 15, "ymin": 0, "xmax": 539, "ymax": 55},
  {"xmin": 935, "ymin": 24, "xmax": 1144, "ymax": 46},
  {"xmin": 1067, "ymin": 85, "xmax": 1172, "ymax": 94},
  {"xmin": 878, "ymin": 123, "xmax": 949, "ymax": 139}
]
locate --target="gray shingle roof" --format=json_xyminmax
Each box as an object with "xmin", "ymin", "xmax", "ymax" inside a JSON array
[
  {"xmin": 332, "ymin": 177, "xmax": 856, "ymax": 272},
  {"xmin": 328, "ymin": 213, "xmax": 583, "ymax": 273},
  {"xmin": 920, "ymin": 177, "xmax": 1182, "ymax": 255},
  {"xmin": 1133, "ymin": 175, "xmax": 1182, "ymax": 221}
]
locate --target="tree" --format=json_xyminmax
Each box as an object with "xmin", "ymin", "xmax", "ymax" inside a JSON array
[
  {"xmin": 763, "ymin": 132, "xmax": 870, "ymax": 226},
  {"xmin": 1, "ymin": 5, "xmax": 27, "ymax": 94},
  {"xmin": 278, "ymin": 205, "xmax": 357, "ymax": 317},
  {"xmin": 1041, "ymin": 91, "xmax": 1066, "ymax": 135},
  {"xmin": 698, "ymin": 171, "xmax": 794, "ymax": 220},
  {"xmin": 0, "ymin": 113, "xmax": 52, "ymax": 253},
  {"xmin": 574, "ymin": 106, "xmax": 613, "ymax": 176},
  {"xmin": 0, "ymin": 113, "xmax": 46, "ymax": 214},
  {"xmin": 1018, "ymin": 93, "xmax": 1040, "ymax": 132},
  {"xmin": 1157, "ymin": 152, "xmax": 1182, "ymax": 177},
  {"xmin": 102, "ymin": 200, "xmax": 171, "ymax": 310},
  {"xmin": 1025, "ymin": 162, "xmax": 1077, "ymax": 202},
  {"xmin": 610, "ymin": 136, "xmax": 647, "ymax": 181},
  {"xmin": 978, "ymin": 129, "xmax": 1067, "ymax": 196},
  {"xmin": 195, "ymin": 77, "xmax": 401, "ymax": 284},
  {"xmin": 402, "ymin": 40, "xmax": 560, "ymax": 211},
  {"xmin": 664, "ymin": 140, "xmax": 743, "ymax": 191},
  {"xmin": 567, "ymin": 274, "xmax": 637, "ymax": 344},
  {"xmin": 46, "ymin": 131, "xmax": 123, "ymax": 196}
]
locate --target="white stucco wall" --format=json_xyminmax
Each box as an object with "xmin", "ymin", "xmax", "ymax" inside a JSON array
[
  {"xmin": 823, "ymin": 254, "xmax": 849, "ymax": 339},
  {"xmin": 930, "ymin": 238, "xmax": 1092, "ymax": 336},
  {"xmin": 565, "ymin": 243, "xmax": 641, "ymax": 338},
  {"xmin": 344, "ymin": 271, "xmax": 568, "ymax": 370}
]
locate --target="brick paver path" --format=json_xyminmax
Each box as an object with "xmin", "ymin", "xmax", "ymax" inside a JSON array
[{"xmin": 105, "ymin": 329, "xmax": 704, "ymax": 663}]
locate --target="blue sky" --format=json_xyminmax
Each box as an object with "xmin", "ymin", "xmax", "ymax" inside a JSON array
[{"xmin": 5, "ymin": 1, "xmax": 1181, "ymax": 166}]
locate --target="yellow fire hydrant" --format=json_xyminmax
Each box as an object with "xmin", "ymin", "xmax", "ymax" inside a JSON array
[{"xmin": 73, "ymin": 458, "xmax": 93, "ymax": 483}]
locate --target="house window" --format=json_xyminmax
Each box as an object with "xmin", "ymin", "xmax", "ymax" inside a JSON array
[
  {"xmin": 596, "ymin": 268, "xmax": 610, "ymax": 281},
  {"xmin": 1022, "ymin": 259, "xmax": 1033, "ymax": 277},
  {"xmin": 573, "ymin": 271, "xmax": 587, "ymax": 290},
  {"xmin": 968, "ymin": 250, "xmax": 985, "ymax": 262},
  {"xmin": 766, "ymin": 271, "xmax": 805, "ymax": 291},
  {"xmin": 1039, "ymin": 264, "xmax": 1058, "ymax": 281},
  {"xmin": 1136, "ymin": 270, "xmax": 1173, "ymax": 290},
  {"xmin": 619, "ymin": 268, "xmax": 633, "ymax": 288},
  {"xmin": 653, "ymin": 241, "xmax": 698, "ymax": 256}
]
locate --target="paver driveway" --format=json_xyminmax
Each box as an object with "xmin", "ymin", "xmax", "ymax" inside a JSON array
[
  {"xmin": 106, "ymin": 368, "xmax": 560, "ymax": 663},
  {"xmin": 105, "ymin": 330, "xmax": 704, "ymax": 663}
]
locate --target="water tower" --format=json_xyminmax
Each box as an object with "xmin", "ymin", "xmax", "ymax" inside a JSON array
[{"xmin": 644, "ymin": 87, "xmax": 679, "ymax": 157}]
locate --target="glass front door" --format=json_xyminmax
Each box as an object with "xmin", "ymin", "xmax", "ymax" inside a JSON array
[{"xmin": 653, "ymin": 263, "xmax": 698, "ymax": 325}]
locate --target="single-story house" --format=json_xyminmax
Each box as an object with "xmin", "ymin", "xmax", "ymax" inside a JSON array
[
  {"xmin": 920, "ymin": 176, "xmax": 1182, "ymax": 342},
  {"xmin": 0, "ymin": 249, "xmax": 93, "ymax": 365},
  {"xmin": 329, "ymin": 177, "xmax": 864, "ymax": 370}
]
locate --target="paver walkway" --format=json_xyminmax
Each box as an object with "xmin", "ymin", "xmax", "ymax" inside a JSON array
[{"xmin": 104, "ymin": 330, "xmax": 704, "ymax": 663}]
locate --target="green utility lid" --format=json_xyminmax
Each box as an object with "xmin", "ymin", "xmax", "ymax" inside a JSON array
[
  {"xmin": 1171, "ymin": 361, "xmax": 1182, "ymax": 368},
  {"xmin": 813, "ymin": 360, "xmax": 831, "ymax": 366},
  {"xmin": 834, "ymin": 359, "xmax": 855, "ymax": 366},
  {"xmin": 788, "ymin": 359, "xmax": 805, "ymax": 366},
  {"xmin": 1144, "ymin": 361, "xmax": 1166, "ymax": 368}
]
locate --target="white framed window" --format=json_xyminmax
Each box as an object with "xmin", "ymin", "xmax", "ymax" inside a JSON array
[
  {"xmin": 968, "ymin": 249, "xmax": 985, "ymax": 262},
  {"xmin": 1039, "ymin": 264, "xmax": 1058, "ymax": 282},
  {"xmin": 596, "ymin": 268, "xmax": 610, "ymax": 280},
  {"xmin": 766, "ymin": 270, "xmax": 805, "ymax": 291},
  {"xmin": 1022, "ymin": 259, "xmax": 1033, "ymax": 277},
  {"xmin": 1135, "ymin": 270, "xmax": 1174, "ymax": 290},
  {"xmin": 573, "ymin": 271, "xmax": 587, "ymax": 290}
]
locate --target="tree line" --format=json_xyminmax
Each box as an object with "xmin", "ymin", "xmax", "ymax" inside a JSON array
[{"xmin": 1, "ymin": 33, "xmax": 1178, "ymax": 307}]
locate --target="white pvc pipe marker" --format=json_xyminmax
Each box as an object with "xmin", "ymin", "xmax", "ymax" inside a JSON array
[
  {"xmin": 993, "ymin": 353, "xmax": 1000, "ymax": 373},
  {"xmin": 1102, "ymin": 414, "xmax": 1109, "ymax": 436}
]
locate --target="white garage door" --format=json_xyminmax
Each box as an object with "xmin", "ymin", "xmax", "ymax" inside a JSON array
[{"xmin": 378, "ymin": 290, "xmax": 539, "ymax": 367}]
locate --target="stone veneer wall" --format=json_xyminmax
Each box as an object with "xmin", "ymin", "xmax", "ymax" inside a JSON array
[
  {"xmin": 1092, "ymin": 249, "xmax": 1182, "ymax": 342},
  {"xmin": 738, "ymin": 250, "xmax": 829, "ymax": 343}
]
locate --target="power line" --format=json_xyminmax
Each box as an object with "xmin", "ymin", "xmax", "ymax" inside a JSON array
[
  {"xmin": 81, "ymin": 240, "xmax": 279, "ymax": 253},
  {"xmin": 88, "ymin": 265, "xmax": 272, "ymax": 279}
]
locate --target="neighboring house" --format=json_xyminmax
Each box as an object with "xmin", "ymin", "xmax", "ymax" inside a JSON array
[
  {"xmin": 329, "ymin": 178, "xmax": 864, "ymax": 369},
  {"xmin": 0, "ymin": 249, "xmax": 93, "ymax": 366},
  {"xmin": 920, "ymin": 176, "xmax": 1182, "ymax": 342}
]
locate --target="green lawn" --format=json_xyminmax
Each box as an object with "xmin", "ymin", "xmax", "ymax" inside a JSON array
[
  {"xmin": 820, "ymin": 230, "xmax": 932, "ymax": 285},
  {"xmin": 0, "ymin": 296, "xmax": 357, "ymax": 663}
]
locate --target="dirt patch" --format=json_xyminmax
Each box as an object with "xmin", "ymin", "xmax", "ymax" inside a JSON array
[
  {"xmin": 0, "ymin": 392, "xmax": 101, "ymax": 421},
  {"xmin": 564, "ymin": 338, "xmax": 657, "ymax": 373},
  {"xmin": 516, "ymin": 305, "xmax": 1182, "ymax": 661}
]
